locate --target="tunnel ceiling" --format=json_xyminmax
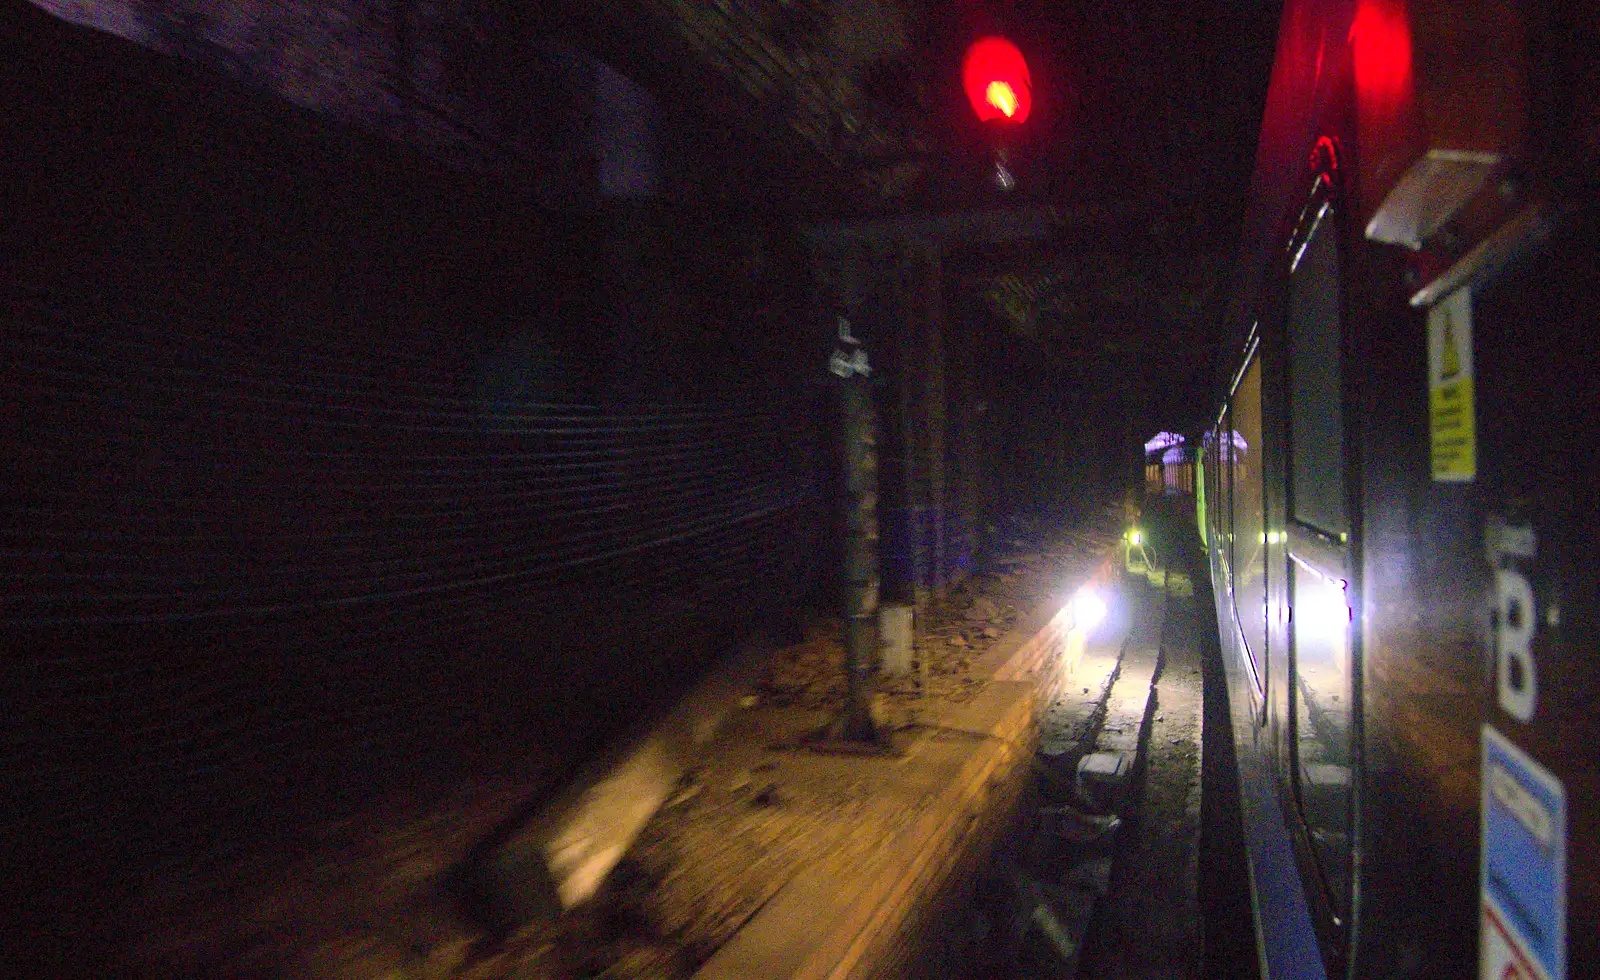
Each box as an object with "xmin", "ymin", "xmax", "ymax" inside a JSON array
[
  {"xmin": 28, "ymin": 0, "xmax": 1276, "ymax": 426},
  {"xmin": 954, "ymin": 193, "xmax": 1245, "ymax": 425},
  {"xmin": 26, "ymin": 0, "xmax": 941, "ymax": 203}
]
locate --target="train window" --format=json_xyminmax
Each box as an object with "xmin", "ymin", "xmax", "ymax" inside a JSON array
[
  {"xmin": 1231, "ymin": 358, "xmax": 1266, "ymax": 682},
  {"xmin": 1291, "ymin": 552, "xmax": 1354, "ymax": 922},
  {"xmin": 1285, "ymin": 201, "xmax": 1355, "ymax": 928},
  {"xmin": 1216, "ymin": 416, "xmax": 1232, "ymax": 582},
  {"xmin": 1212, "ymin": 432, "xmax": 1223, "ymax": 546},
  {"xmin": 1287, "ymin": 214, "xmax": 1347, "ymax": 536}
]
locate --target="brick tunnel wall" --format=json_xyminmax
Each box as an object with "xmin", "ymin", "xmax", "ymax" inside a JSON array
[
  {"xmin": 2, "ymin": 6, "xmax": 1097, "ymax": 968},
  {"xmin": 2, "ymin": 12, "xmax": 827, "ymax": 965}
]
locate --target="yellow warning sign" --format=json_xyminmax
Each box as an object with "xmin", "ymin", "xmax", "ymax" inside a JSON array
[{"xmin": 1429, "ymin": 288, "xmax": 1477, "ymax": 482}]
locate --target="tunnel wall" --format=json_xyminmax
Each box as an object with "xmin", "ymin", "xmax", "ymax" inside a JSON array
[{"xmin": 2, "ymin": 10, "xmax": 823, "ymax": 970}]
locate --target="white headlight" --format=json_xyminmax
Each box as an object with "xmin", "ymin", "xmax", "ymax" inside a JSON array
[{"xmin": 1072, "ymin": 587, "xmax": 1108, "ymax": 630}]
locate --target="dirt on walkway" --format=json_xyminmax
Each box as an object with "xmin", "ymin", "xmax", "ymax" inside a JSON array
[
  {"xmin": 121, "ymin": 505, "xmax": 1121, "ymax": 980},
  {"xmin": 586, "ymin": 507, "xmax": 1122, "ymax": 980}
]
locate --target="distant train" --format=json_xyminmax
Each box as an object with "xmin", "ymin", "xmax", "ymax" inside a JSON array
[
  {"xmin": 1199, "ymin": 1, "xmax": 1596, "ymax": 978},
  {"xmin": 1143, "ymin": 431, "xmax": 1196, "ymax": 498}
]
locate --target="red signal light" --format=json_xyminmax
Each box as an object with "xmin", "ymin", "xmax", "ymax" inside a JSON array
[
  {"xmin": 1351, "ymin": 0, "xmax": 1414, "ymax": 103},
  {"xmin": 963, "ymin": 36, "xmax": 1032, "ymax": 124}
]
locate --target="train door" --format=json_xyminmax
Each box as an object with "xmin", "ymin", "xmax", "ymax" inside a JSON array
[
  {"xmin": 1230, "ymin": 350, "xmax": 1268, "ymax": 714},
  {"xmin": 1282, "ymin": 192, "xmax": 1357, "ymax": 947},
  {"xmin": 1214, "ymin": 410, "xmax": 1233, "ymax": 626}
]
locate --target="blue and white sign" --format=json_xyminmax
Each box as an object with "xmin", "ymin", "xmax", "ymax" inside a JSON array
[{"xmin": 1480, "ymin": 725, "xmax": 1566, "ymax": 980}]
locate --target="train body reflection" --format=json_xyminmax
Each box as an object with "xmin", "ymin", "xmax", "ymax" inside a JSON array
[{"xmin": 1199, "ymin": 0, "xmax": 1597, "ymax": 977}]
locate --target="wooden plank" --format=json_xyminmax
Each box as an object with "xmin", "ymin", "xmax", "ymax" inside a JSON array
[
  {"xmin": 694, "ymin": 551, "xmax": 1124, "ymax": 980},
  {"xmin": 461, "ymin": 636, "xmax": 769, "ymax": 927},
  {"xmin": 695, "ymin": 682, "xmax": 1034, "ymax": 980}
]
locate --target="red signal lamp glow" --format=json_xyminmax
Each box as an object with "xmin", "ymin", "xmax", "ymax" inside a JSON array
[
  {"xmin": 1351, "ymin": 0, "xmax": 1414, "ymax": 103},
  {"xmin": 963, "ymin": 36, "xmax": 1032, "ymax": 124}
]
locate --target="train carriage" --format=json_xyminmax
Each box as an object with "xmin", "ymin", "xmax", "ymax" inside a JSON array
[{"xmin": 1201, "ymin": 1, "xmax": 1597, "ymax": 978}]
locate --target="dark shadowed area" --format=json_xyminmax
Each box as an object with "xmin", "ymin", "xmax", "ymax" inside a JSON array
[{"xmin": 2, "ymin": 0, "xmax": 1278, "ymax": 975}]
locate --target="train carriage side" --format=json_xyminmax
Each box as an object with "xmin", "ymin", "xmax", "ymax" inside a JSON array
[{"xmin": 1206, "ymin": 1, "xmax": 1598, "ymax": 979}]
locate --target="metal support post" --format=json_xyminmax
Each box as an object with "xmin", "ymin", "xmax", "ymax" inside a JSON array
[
  {"xmin": 821, "ymin": 317, "xmax": 885, "ymax": 747},
  {"xmin": 835, "ymin": 372, "xmax": 881, "ymax": 742}
]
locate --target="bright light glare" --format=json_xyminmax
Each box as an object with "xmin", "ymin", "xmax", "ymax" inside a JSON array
[
  {"xmin": 1296, "ymin": 574, "xmax": 1352, "ymax": 646},
  {"xmin": 1072, "ymin": 588, "xmax": 1108, "ymax": 630},
  {"xmin": 986, "ymin": 80, "xmax": 1019, "ymax": 118},
  {"xmin": 1129, "ymin": 529, "xmax": 1143, "ymax": 546}
]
